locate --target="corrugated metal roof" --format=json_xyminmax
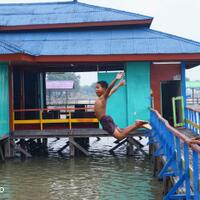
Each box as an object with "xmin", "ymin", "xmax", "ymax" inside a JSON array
[
  {"xmin": 0, "ymin": 1, "xmax": 152, "ymax": 26},
  {"xmin": 0, "ymin": 40, "xmax": 24, "ymax": 54},
  {"xmin": 0, "ymin": 27, "xmax": 200, "ymax": 56},
  {"xmin": 46, "ymin": 80, "xmax": 74, "ymax": 89}
]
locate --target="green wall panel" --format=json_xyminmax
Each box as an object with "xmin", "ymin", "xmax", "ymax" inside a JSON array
[
  {"xmin": 125, "ymin": 62, "xmax": 150, "ymax": 124},
  {"xmin": 98, "ymin": 72, "xmax": 127, "ymax": 128},
  {"xmin": 0, "ymin": 63, "xmax": 9, "ymax": 138}
]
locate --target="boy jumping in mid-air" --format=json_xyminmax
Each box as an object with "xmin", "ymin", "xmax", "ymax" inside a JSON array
[{"xmin": 95, "ymin": 72, "xmax": 151, "ymax": 141}]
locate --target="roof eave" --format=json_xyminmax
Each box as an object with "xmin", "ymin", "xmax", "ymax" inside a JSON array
[
  {"xmin": 0, "ymin": 53, "xmax": 33, "ymax": 62},
  {"xmin": 0, "ymin": 19, "xmax": 153, "ymax": 31},
  {"xmin": 1, "ymin": 53, "xmax": 200, "ymax": 64}
]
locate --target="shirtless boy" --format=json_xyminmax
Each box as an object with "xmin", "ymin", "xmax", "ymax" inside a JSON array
[{"xmin": 95, "ymin": 72, "xmax": 151, "ymax": 141}]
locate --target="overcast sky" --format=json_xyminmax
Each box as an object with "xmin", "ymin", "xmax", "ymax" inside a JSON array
[{"xmin": 0, "ymin": 0, "xmax": 200, "ymax": 84}]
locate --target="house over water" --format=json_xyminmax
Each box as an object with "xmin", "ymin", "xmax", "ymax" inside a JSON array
[{"xmin": 0, "ymin": 0, "xmax": 200, "ymax": 142}]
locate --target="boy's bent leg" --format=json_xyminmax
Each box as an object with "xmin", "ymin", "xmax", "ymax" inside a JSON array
[{"xmin": 112, "ymin": 121, "xmax": 149, "ymax": 141}]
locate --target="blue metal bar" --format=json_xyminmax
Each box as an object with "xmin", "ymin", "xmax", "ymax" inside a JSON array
[
  {"xmin": 158, "ymin": 151, "xmax": 176, "ymax": 178},
  {"xmin": 192, "ymin": 150, "xmax": 199, "ymax": 200},
  {"xmin": 175, "ymin": 136, "xmax": 183, "ymax": 177},
  {"xmin": 183, "ymin": 143, "xmax": 191, "ymax": 199},
  {"xmin": 150, "ymin": 109, "xmax": 200, "ymax": 199},
  {"xmin": 169, "ymin": 194, "xmax": 194, "ymax": 199},
  {"xmin": 164, "ymin": 173, "xmax": 186, "ymax": 200},
  {"xmin": 181, "ymin": 63, "xmax": 187, "ymax": 108}
]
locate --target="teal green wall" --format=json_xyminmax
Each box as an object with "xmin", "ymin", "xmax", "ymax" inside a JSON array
[
  {"xmin": 125, "ymin": 62, "xmax": 150, "ymax": 124},
  {"xmin": 97, "ymin": 62, "xmax": 150, "ymax": 128},
  {"xmin": 98, "ymin": 72, "xmax": 127, "ymax": 128},
  {"xmin": 0, "ymin": 63, "xmax": 9, "ymax": 138}
]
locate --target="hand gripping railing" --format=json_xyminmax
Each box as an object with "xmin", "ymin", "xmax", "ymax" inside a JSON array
[
  {"xmin": 185, "ymin": 107, "xmax": 200, "ymax": 135},
  {"xmin": 150, "ymin": 109, "xmax": 200, "ymax": 200}
]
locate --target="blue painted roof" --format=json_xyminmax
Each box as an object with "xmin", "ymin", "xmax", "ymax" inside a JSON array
[
  {"xmin": 0, "ymin": 27, "xmax": 200, "ymax": 56},
  {"xmin": 0, "ymin": 40, "xmax": 24, "ymax": 54},
  {"xmin": 0, "ymin": 1, "xmax": 152, "ymax": 26}
]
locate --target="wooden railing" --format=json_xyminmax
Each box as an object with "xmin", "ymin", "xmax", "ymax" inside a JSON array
[
  {"xmin": 150, "ymin": 109, "xmax": 200, "ymax": 199},
  {"xmin": 187, "ymin": 98, "xmax": 200, "ymax": 105},
  {"xmin": 13, "ymin": 106, "xmax": 98, "ymax": 131}
]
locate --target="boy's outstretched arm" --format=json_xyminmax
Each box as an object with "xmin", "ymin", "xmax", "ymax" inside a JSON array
[
  {"xmin": 103, "ymin": 72, "xmax": 124, "ymax": 98},
  {"xmin": 109, "ymin": 80, "xmax": 125, "ymax": 96}
]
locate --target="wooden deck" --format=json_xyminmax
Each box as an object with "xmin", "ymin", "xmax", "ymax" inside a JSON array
[
  {"xmin": 9, "ymin": 128, "xmax": 148, "ymax": 158},
  {"xmin": 11, "ymin": 128, "xmax": 147, "ymax": 139},
  {"xmin": 176, "ymin": 126, "xmax": 196, "ymax": 138}
]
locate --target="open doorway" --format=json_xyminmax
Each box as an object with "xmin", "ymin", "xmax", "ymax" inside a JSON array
[{"xmin": 161, "ymin": 80, "xmax": 181, "ymax": 125}]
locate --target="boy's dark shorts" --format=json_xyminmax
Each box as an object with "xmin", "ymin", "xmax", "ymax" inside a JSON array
[{"xmin": 100, "ymin": 115, "xmax": 116, "ymax": 135}]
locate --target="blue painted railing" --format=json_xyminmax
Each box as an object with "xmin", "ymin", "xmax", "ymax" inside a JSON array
[
  {"xmin": 150, "ymin": 109, "xmax": 200, "ymax": 200},
  {"xmin": 185, "ymin": 107, "xmax": 200, "ymax": 135}
]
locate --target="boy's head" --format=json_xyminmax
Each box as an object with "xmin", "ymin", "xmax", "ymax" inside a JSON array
[{"xmin": 96, "ymin": 81, "xmax": 108, "ymax": 97}]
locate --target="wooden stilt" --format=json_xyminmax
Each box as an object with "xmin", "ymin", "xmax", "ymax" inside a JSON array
[
  {"xmin": 4, "ymin": 138, "xmax": 14, "ymax": 158},
  {"xmin": 126, "ymin": 140, "xmax": 134, "ymax": 156},
  {"xmin": 69, "ymin": 138, "xmax": 89, "ymax": 156},
  {"xmin": 149, "ymin": 143, "xmax": 153, "ymax": 157},
  {"xmin": 69, "ymin": 137, "xmax": 75, "ymax": 157},
  {"xmin": 10, "ymin": 140, "xmax": 32, "ymax": 158},
  {"xmin": 153, "ymin": 155, "xmax": 158, "ymax": 177},
  {"xmin": 42, "ymin": 138, "xmax": 48, "ymax": 146},
  {"xmin": 0, "ymin": 143, "xmax": 5, "ymax": 161},
  {"xmin": 20, "ymin": 139, "xmax": 26, "ymax": 159}
]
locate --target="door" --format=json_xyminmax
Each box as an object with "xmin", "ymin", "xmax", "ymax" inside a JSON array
[{"xmin": 161, "ymin": 80, "xmax": 181, "ymax": 125}]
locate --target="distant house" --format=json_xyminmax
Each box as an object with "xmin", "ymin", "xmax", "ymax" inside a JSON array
[
  {"xmin": 46, "ymin": 81, "xmax": 74, "ymax": 90},
  {"xmin": 0, "ymin": 1, "xmax": 200, "ymax": 138},
  {"xmin": 186, "ymin": 81, "xmax": 200, "ymax": 105},
  {"xmin": 46, "ymin": 80, "xmax": 74, "ymax": 105}
]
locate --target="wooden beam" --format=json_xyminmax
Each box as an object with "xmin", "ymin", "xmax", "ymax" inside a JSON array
[
  {"xmin": 109, "ymin": 138, "xmax": 127, "ymax": 152},
  {"xmin": 69, "ymin": 138, "xmax": 89, "ymax": 156},
  {"xmin": 127, "ymin": 137, "xmax": 147, "ymax": 156},
  {"xmin": 57, "ymin": 141, "xmax": 69, "ymax": 153}
]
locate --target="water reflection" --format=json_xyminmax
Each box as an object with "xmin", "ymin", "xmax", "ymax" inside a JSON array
[{"xmin": 0, "ymin": 138, "xmax": 162, "ymax": 200}]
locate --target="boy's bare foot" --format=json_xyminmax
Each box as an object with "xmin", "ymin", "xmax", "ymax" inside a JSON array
[{"xmin": 136, "ymin": 120, "xmax": 152, "ymax": 130}]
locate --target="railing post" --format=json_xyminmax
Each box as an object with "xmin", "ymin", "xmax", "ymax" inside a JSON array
[
  {"xmin": 69, "ymin": 112, "xmax": 72, "ymax": 129},
  {"xmin": 40, "ymin": 110, "xmax": 43, "ymax": 130},
  {"xmin": 193, "ymin": 150, "xmax": 199, "ymax": 200},
  {"xmin": 12, "ymin": 111, "xmax": 15, "ymax": 131},
  {"xmin": 183, "ymin": 143, "xmax": 191, "ymax": 199}
]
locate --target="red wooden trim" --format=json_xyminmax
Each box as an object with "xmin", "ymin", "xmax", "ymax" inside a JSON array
[
  {"xmin": 9, "ymin": 64, "xmax": 14, "ymax": 131},
  {"xmin": 0, "ymin": 54, "xmax": 33, "ymax": 62},
  {"xmin": 0, "ymin": 19, "xmax": 152, "ymax": 31},
  {"xmin": 34, "ymin": 53, "xmax": 200, "ymax": 63},
  {"xmin": 1, "ymin": 53, "xmax": 200, "ymax": 65}
]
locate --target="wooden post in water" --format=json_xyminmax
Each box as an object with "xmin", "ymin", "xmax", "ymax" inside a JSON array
[
  {"xmin": 4, "ymin": 138, "xmax": 14, "ymax": 158},
  {"xmin": 126, "ymin": 139, "xmax": 134, "ymax": 156},
  {"xmin": 163, "ymin": 176, "xmax": 173, "ymax": 195},
  {"xmin": 69, "ymin": 137, "xmax": 75, "ymax": 157},
  {"xmin": 20, "ymin": 139, "xmax": 26, "ymax": 159}
]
